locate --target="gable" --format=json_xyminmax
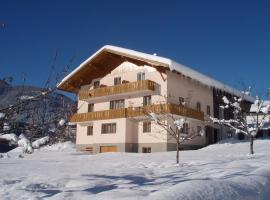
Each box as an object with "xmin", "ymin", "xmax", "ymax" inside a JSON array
[{"xmin": 57, "ymin": 46, "xmax": 169, "ymax": 93}]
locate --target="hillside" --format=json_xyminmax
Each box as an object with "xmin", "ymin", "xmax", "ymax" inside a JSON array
[{"xmin": 0, "ymin": 80, "xmax": 76, "ymax": 147}]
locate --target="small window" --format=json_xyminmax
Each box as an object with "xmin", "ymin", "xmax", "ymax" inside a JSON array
[
  {"xmin": 197, "ymin": 126, "xmax": 202, "ymax": 135},
  {"xmin": 143, "ymin": 121, "xmax": 151, "ymax": 133},
  {"xmin": 137, "ymin": 72, "xmax": 145, "ymax": 81},
  {"xmin": 87, "ymin": 126, "xmax": 93, "ymax": 136},
  {"xmin": 196, "ymin": 102, "xmax": 201, "ymax": 111},
  {"xmin": 183, "ymin": 123, "xmax": 189, "ymax": 135},
  {"xmin": 88, "ymin": 104, "xmax": 94, "ymax": 112},
  {"xmin": 179, "ymin": 97, "xmax": 185, "ymax": 106},
  {"xmin": 219, "ymin": 106, "xmax": 224, "ymax": 119},
  {"xmin": 101, "ymin": 123, "xmax": 117, "ymax": 134},
  {"xmin": 142, "ymin": 147, "xmax": 151, "ymax": 153},
  {"xmin": 143, "ymin": 96, "xmax": 151, "ymax": 106},
  {"xmin": 110, "ymin": 100, "xmax": 125, "ymax": 109},
  {"xmin": 227, "ymin": 131, "xmax": 232, "ymax": 138},
  {"xmin": 114, "ymin": 77, "xmax": 121, "ymax": 85},
  {"xmin": 93, "ymin": 81, "xmax": 100, "ymax": 89},
  {"xmin": 207, "ymin": 105, "xmax": 211, "ymax": 115}
]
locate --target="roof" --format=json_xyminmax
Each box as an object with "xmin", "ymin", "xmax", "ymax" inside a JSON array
[
  {"xmin": 57, "ymin": 45, "xmax": 254, "ymax": 102},
  {"xmin": 250, "ymin": 100, "xmax": 270, "ymax": 113}
]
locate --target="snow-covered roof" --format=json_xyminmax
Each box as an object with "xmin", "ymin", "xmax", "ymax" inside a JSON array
[{"xmin": 57, "ymin": 45, "xmax": 254, "ymax": 102}]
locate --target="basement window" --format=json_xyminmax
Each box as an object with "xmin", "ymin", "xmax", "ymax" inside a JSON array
[{"xmin": 142, "ymin": 147, "xmax": 151, "ymax": 153}]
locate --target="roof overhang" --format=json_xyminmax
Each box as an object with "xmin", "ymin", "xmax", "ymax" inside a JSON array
[
  {"xmin": 57, "ymin": 45, "xmax": 254, "ymax": 103},
  {"xmin": 57, "ymin": 45, "xmax": 170, "ymax": 93}
]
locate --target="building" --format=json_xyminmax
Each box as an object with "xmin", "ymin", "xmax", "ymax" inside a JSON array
[
  {"xmin": 57, "ymin": 45, "xmax": 253, "ymax": 153},
  {"xmin": 247, "ymin": 101, "xmax": 270, "ymax": 138}
]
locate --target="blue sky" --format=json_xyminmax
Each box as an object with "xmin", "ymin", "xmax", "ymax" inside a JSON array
[{"xmin": 0, "ymin": 0, "xmax": 270, "ymax": 97}]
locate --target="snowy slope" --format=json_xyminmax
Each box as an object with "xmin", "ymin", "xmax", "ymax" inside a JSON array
[{"xmin": 0, "ymin": 140, "xmax": 270, "ymax": 200}]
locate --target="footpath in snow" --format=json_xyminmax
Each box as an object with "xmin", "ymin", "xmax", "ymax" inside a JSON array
[{"xmin": 0, "ymin": 139, "xmax": 270, "ymax": 200}]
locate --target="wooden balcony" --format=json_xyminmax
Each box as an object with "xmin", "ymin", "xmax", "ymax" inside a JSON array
[
  {"xmin": 126, "ymin": 104, "xmax": 204, "ymax": 121},
  {"xmin": 70, "ymin": 109, "xmax": 126, "ymax": 122},
  {"xmin": 70, "ymin": 104, "xmax": 204, "ymax": 122},
  {"xmin": 79, "ymin": 80, "xmax": 156, "ymax": 101}
]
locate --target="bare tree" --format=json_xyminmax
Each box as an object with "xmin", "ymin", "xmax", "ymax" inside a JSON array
[
  {"xmin": 210, "ymin": 93, "xmax": 270, "ymax": 155},
  {"xmin": 132, "ymin": 104, "xmax": 205, "ymax": 164},
  {"xmin": 0, "ymin": 54, "xmax": 77, "ymax": 153}
]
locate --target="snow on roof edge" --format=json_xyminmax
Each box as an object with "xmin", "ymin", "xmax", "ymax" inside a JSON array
[
  {"xmin": 57, "ymin": 45, "xmax": 254, "ymax": 102},
  {"xmin": 170, "ymin": 61, "xmax": 254, "ymax": 102}
]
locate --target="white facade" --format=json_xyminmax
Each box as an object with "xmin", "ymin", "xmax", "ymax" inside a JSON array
[{"xmin": 58, "ymin": 45, "xmax": 252, "ymax": 153}]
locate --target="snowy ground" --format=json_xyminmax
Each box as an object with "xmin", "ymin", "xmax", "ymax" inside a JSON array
[{"xmin": 0, "ymin": 140, "xmax": 270, "ymax": 200}]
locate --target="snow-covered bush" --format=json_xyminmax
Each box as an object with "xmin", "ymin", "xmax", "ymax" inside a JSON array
[
  {"xmin": 32, "ymin": 136, "xmax": 50, "ymax": 149},
  {"xmin": 17, "ymin": 134, "xmax": 33, "ymax": 153},
  {"xmin": 0, "ymin": 133, "xmax": 18, "ymax": 144},
  {"xmin": 3, "ymin": 123, "xmax": 10, "ymax": 131}
]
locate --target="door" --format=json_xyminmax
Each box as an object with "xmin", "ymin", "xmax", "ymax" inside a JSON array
[{"xmin": 100, "ymin": 146, "xmax": 117, "ymax": 153}]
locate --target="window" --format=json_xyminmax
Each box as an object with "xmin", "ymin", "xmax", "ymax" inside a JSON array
[
  {"xmin": 87, "ymin": 126, "xmax": 93, "ymax": 136},
  {"xmin": 114, "ymin": 77, "xmax": 121, "ymax": 85},
  {"xmin": 219, "ymin": 106, "xmax": 224, "ymax": 119},
  {"xmin": 183, "ymin": 123, "xmax": 189, "ymax": 135},
  {"xmin": 101, "ymin": 123, "xmax": 116, "ymax": 134},
  {"xmin": 88, "ymin": 103, "xmax": 94, "ymax": 112},
  {"xmin": 207, "ymin": 105, "xmax": 211, "ymax": 115},
  {"xmin": 93, "ymin": 81, "xmax": 100, "ymax": 89},
  {"xmin": 142, "ymin": 147, "xmax": 151, "ymax": 153},
  {"xmin": 196, "ymin": 102, "xmax": 201, "ymax": 111},
  {"xmin": 143, "ymin": 96, "xmax": 151, "ymax": 106},
  {"xmin": 137, "ymin": 72, "xmax": 145, "ymax": 81},
  {"xmin": 110, "ymin": 100, "xmax": 125, "ymax": 109},
  {"xmin": 179, "ymin": 97, "xmax": 185, "ymax": 106},
  {"xmin": 197, "ymin": 126, "xmax": 202, "ymax": 136},
  {"xmin": 227, "ymin": 131, "xmax": 232, "ymax": 138},
  {"xmin": 143, "ymin": 121, "xmax": 151, "ymax": 133}
]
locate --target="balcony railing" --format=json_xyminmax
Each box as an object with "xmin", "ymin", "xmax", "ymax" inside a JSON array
[
  {"xmin": 79, "ymin": 80, "xmax": 156, "ymax": 100},
  {"xmin": 70, "ymin": 103, "xmax": 204, "ymax": 122}
]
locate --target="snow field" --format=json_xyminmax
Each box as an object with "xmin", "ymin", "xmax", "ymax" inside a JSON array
[{"xmin": 0, "ymin": 140, "xmax": 270, "ymax": 200}]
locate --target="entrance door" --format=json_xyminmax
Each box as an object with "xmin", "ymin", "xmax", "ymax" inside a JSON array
[{"xmin": 100, "ymin": 146, "xmax": 117, "ymax": 153}]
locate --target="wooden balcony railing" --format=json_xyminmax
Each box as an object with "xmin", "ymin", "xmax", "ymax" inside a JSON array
[
  {"xmin": 126, "ymin": 104, "xmax": 204, "ymax": 121},
  {"xmin": 70, "ymin": 109, "xmax": 126, "ymax": 122},
  {"xmin": 70, "ymin": 103, "xmax": 204, "ymax": 122},
  {"xmin": 79, "ymin": 80, "xmax": 156, "ymax": 100}
]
